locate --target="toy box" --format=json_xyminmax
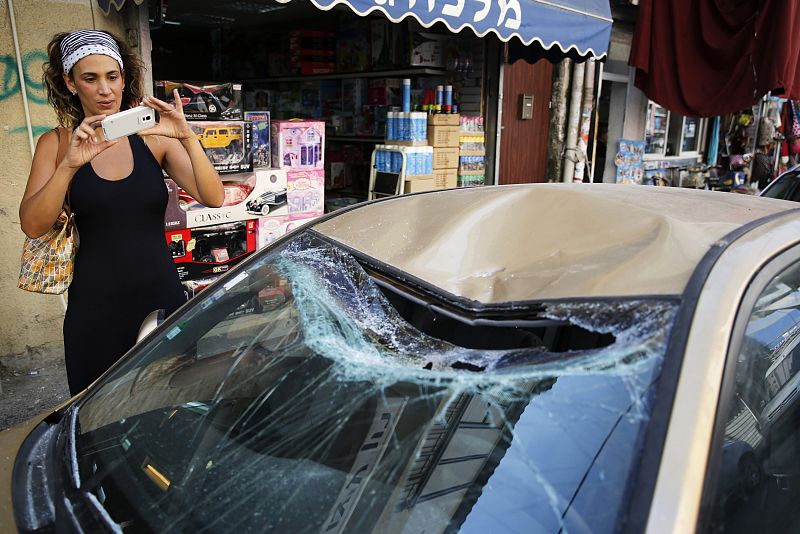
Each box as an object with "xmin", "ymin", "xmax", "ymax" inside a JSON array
[
  {"xmin": 164, "ymin": 169, "xmax": 288, "ymax": 230},
  {"xmin": 166, "ymin": 219, "xmax": 258, "ymax": 281},
  {"xmin": 155, "ymin": 81, "xmax": 243, "ymax": 120},
  {"xmin": 271, "ymin": 120, "xmax": 325, "ymax": 170},
  {"xmin": 190, "ymin": 120, "xmax": 253, "ymax": 174},
  {"xmin": 287, "ymin": 169, "xmax": 325, "ymax": 219},
  {"xmin": 245, "ymin": 111, "xmax": 271, "ymax": 167}
]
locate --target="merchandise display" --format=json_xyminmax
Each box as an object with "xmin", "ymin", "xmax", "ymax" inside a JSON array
[
  {"xmin": 151, "ymin": 12, "xmax": 488, "ymax": 211},
  {"xmin": 271, "ymin": 120, "xmax": 325, "ymax": 170},
  {"xmin": 458, "ymin": 115, "xmax": 486, "ymax": 187},
  {"xmin": 190, "ymin": 121, "xmax": 253, "ymax": 174},
  {"xmin": 164, "ymin": 169, "xmax": 288, "ymax": 230},
  {"xmin": 166, "ymin": 219, "xmax": 258, "ymax": 281},
  {"xmin": 245, "ymin": 111, "xmax": 271, "ymax": 167},
  {"xmin": 155, "ymin": 81, "xmax": 243, "ymax": 120},
  {"xmin": 287, "ymin": 169, "xmax": 325, "ymax": 219}
]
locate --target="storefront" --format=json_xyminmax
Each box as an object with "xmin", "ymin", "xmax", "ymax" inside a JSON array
[
  {"xmin": 98, "ymin": 0, "xmax": 611, "ymax": 300},
  {"xmin": 641, "ymin": 101, "xmax": 709, "ymax": 186}
]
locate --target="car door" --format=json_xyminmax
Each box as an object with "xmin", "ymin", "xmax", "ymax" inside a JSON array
[
  {"xmin": 639, "ymin": 210, "xmax": 800, "ymax": 534},
  {"xmin": 699, "ymin": 250, "xmax": 800, "ymax": 533}
]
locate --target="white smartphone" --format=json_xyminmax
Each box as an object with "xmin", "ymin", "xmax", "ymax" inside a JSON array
[{"xmin": 101, "ymin": 106, "xmax": 157, "ymax": 140}]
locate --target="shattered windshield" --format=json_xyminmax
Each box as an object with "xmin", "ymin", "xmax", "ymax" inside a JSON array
[{"xmin": 68, "ymin": 232, "xmax": 677, "ymax": 533}]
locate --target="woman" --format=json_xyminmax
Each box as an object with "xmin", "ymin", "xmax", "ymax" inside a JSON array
[{"xmin": 19, "ymin": 30, "xmax": 224, "ymax": 395}]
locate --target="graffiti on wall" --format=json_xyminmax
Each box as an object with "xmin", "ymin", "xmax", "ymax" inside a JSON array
[{"xmin": 1, "ymin": 49, "xmax": 52, "ymax": 137}]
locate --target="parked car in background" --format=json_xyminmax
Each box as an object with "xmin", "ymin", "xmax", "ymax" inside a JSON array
[
  {"xmin": 759, "ymin": 164, "xmax": 800, "ymax": 201},
  {"xmin": 3, "ymin": 184, "xmax": 800, "ymax": 533}
]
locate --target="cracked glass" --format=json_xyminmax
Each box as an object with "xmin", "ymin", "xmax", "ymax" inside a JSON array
[{"xmin": 68, "ymin": 233, "xmax": 678, "ymax": 533}]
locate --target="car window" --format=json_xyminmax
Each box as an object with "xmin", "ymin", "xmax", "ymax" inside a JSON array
[
  {"xmin": 761, "ymin": 172, "xmax": 799, "ymax": 201},
  {"xmin": 68, "ymin": 232, "xmax": 678, "ymax": 533},
  {"xmin": 704, "ymin": 259, "xmax": 800, "ymax": 532}
]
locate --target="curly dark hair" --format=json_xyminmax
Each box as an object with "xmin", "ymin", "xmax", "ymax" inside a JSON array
[{"xmin": 43, "ymin": 30, "xmax": 145, "ymax": 129}]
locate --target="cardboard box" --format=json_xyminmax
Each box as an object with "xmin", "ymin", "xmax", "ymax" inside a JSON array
[
  {"xmin": 403, "ymin": 178, "xmax": 438, "ymax": 193},
  {"xmin": 190, "ymin": 121, "xmax": 253, "ymax": 174},
  {"xmin": 287, "ymin": 169, "xmax": 325, "ymax": 219},
  {"xmin": 434, "ymin": 168, "xmax": 458, "ymax": 189},
  {"xmin": 429, "ymin": 113, "xmax": 460, "ymax": 126},
  {"xmin": 164, "ymin": 169, "xmax": 288, "ymax": 230},
  {"xmin": 433, "ymin": 147, "xmax": 459, "ymax": 169},
  {"xmin": 166, "ymin": 219, "xmax": 258, "ymax": 281},
  {"xmin": 155, "ymin": 81, "xmax": 243, "ymax": 120},
  {"xmin": 271, "ymin": 120, "xmax": 325, "ymax": 170},
  {"xmin": 245, "ymin": 111, "xmax": 271, "ymax": 168},
  {"xmin": 428, "ymin": 125, "xmax": 460, "ymax": 147}
]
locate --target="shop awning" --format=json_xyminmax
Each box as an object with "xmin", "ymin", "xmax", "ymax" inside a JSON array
[
  {"xmin": 630, "ymin": 0, "xmax": 800, "ymax": 117},
  {"xmin": 280, "ymin": 0, "xmax": 612, "ymax": 59},
  {"xmin": 97, "ymin": 0, "xmax": 143, "ymax": 15},
  {"xmin": 101, "ymin": 0, "xmax": 611, "ymax": 59}
]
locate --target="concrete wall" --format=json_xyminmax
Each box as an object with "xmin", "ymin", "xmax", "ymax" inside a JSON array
[{"xmin": 0, "ymin": 0, "xmax": 140, "ymax": 368}]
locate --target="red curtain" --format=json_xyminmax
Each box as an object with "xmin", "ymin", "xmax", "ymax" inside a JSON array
[{"xmin": 629, "ymin": 0, "xmax": 800, "ymax": 117}]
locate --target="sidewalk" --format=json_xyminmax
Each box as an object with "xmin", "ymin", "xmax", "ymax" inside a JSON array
[{"xmin": 0, "ymin": 350, "xmax": 69, "ymax": 431}]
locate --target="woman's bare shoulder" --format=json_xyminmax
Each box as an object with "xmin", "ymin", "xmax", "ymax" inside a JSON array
[{"xmin": 141, "ymin": 134, "xmax": 174, "ymax": 162}]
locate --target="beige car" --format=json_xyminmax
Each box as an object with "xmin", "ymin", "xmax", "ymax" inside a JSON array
[{"xmin": 3, "ymin": 184, "xmax": 800, "ymax": 533}]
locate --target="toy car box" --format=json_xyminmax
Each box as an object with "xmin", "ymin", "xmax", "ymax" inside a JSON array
[
  {"xmin": 164, "ymin": 169, "xmax": 288, "ymax": 231},
  {"xmin": 271, "ymin": 120, "xmax": 325, "ymax": 170},
  {"xmin": 245, "ymin": 111, "xmax": 271, "ymax": 167},
  {"xmin": 190, "ymin": 120, "xmax": 253, "ymax": 174},
  {"xmin": 155, "ymin": 81, "xmax": 243, "ymax": 120},
  {"xmin": 166, "ymin": 219, "xmax": 258, "ymax": 281}
]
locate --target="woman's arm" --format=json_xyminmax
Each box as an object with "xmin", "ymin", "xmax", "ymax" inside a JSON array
[
  {"xmin": 139, "ymin": 92, "xmax": 224, "ymax": 208},
  {"xmin": 19, "ymin": 116, "xmax": 116, "ymax": 238}
]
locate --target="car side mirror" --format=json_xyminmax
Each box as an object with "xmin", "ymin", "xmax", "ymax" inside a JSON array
[{"xmin": 137, "ymin": 309, "xmax": 165, "ymax": 344}]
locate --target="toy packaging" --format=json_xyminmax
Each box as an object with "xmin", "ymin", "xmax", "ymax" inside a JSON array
[
  {"xmin": 271, "ymin": 120, "xmax": 325, "ymax": 170},
  {"xmin": 257, "ymin": 215, "xmax": 292, "ymax": 249},
  {"xmin": 164, "ymin": 169, "xmax": 288, "ymax": 231},
  {"xmin": 155, "ymin": 81, "xmax": 243, "ymax": 120},
  {"xmin": 245, "ymin": 111, "xmax": 271, "ymax": 167},
  {"xmin": 287, "ymin": 169, "xmax": 325, "ymax": 219},
  {"xmin": 166, "ymin": 219, "xmax": 258, "ymax": 281},
  {"xmin": 189, "ymin": 120, "xmax": 253, "ymax": 174}
]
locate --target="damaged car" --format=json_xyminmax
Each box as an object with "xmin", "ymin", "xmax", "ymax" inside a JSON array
[{"xmin": 4, "ymin": 184, "xmax": 800, "ymax": 533}]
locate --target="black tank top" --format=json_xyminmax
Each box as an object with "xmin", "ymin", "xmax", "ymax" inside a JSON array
[{"xmin": 63, "ymin": 134, "xmax": 186, "ymax": 393}]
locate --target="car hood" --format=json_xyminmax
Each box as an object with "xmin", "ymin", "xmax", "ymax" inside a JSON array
[{"xmin": 315, "ymin": 184, "xmax": 797, "ymax": 303}]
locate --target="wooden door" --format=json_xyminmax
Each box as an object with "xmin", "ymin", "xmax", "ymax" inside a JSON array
[{"xmin": 498, "ymin": 58, "xmax": 553, "ymax": 184}]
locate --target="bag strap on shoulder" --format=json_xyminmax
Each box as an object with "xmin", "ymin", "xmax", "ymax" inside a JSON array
[{"xmin": 54, "ymin": 128, "xmax": 73, "ymax": 212}]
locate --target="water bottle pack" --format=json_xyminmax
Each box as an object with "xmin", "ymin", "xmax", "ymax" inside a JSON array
[
  {"xmin": 460, "ymin": 136, "xmax": 486, "ymax": 153},
  {"xmin": 458, "ymin": 174, "xmax": 485, "ymax": 187},
  {"xmin": 460, "ymin": 116, "xmax": 485, "ymax": 133},
  {"xmin": 459, "ymin": 155, "xmax": 485, "ymax": 172},
  {"xmin": 386, "ymin": 112, "xmax": 427, "ymax": 142},
  {"xmin": 375, "ymin": 145, "xmax": 433, "ymax": 175}
]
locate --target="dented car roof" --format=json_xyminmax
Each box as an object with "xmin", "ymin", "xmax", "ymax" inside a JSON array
[{"xmin": 314, "ymin": 184, "xmax": 797, "ymax": 302}]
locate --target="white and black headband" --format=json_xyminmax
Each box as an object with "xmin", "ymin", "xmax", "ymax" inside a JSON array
[{"xmin": 61, "ymin": 30, "xmax": 123, "ymax": 74}]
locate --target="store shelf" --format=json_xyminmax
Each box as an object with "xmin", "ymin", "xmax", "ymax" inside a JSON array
[
  {"xmin": 243, "ymin": 67, "xmax": 449, "ymax": 84},
  {"xmin": 328, "ymin": 136, "xmax": 384, "ymax": 143}
]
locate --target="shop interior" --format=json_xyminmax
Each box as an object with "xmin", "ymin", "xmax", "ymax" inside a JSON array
[{"xmin": 148, "ymin": 0, "xmax": 491, "ymax": 206}]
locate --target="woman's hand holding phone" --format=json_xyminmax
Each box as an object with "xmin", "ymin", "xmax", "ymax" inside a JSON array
[
  {"xmin": 63, "ymin": 114, "xmax": 117, "ymax": 169},
  {"xmin": 138, "ymin": 89, "xmax": 194, "ymax": 141}
]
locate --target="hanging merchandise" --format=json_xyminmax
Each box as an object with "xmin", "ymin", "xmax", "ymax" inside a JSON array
[{"xmin": 789, "ymin": 101, "xmax": 800, "ymax": 155}]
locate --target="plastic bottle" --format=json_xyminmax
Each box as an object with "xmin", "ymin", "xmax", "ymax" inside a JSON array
[
  {"xmin": 402, "ymin": 79, "xmax": 411, "ymax": 113},
  {"xmin": 444, "ymin": 85, "xmax": 453, "ymax": 113},
  {"xmin": 386, "ymin": 112, "xmax": 395, "ymax": 141},
  {"xmin": 435, "ymin": 85, "xmax": 443, "ymax": 113}
]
